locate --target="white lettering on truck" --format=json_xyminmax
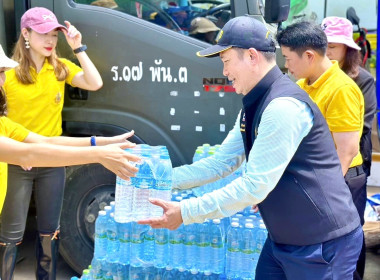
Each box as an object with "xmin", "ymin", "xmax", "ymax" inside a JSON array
[{"xmin": 111, "ymin": 60, "xmax": 188, "ymax": 83}]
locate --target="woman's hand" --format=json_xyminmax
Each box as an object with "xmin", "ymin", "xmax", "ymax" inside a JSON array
[
  {"xmin": 21, "ymin": 166, "xmax": 32, "ymax": 171},
  {"xmin": 96, "ymin": 130, "xmax": 137, "ymax": 147},
  {"xmin": 107, "ymin": 130, "xmax": 136, "ymax": 145},
  {"xmin": 63, "ymin": 21, "xmax": 83, "ymax": 50},
  {"xmin": 98, "ymin": 142, "xmax": 140, "ymax": 180}
]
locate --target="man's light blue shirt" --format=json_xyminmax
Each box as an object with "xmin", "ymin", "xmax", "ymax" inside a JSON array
[{"xmin": 173, "ymin": 97, "xmax": 314, "ymax": 224}]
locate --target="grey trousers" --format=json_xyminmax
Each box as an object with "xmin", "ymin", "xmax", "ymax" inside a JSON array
[{"xmin": 0, "ymin": 165, "xmax": 65, "ymax": 242}]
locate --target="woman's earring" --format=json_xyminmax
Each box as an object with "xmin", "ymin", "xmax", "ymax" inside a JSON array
[{"xmin": 25, "ymin": 38, "xmax": 30, "ymax": 49}]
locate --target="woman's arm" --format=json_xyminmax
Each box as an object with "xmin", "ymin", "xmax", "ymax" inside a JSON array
[
  {"xmin": 0, "ymin": 136, "xmax": 139, "ymax": 180},
  {"xmin": 62, "ymin": 21, "xmax": 103, "ymax": 91},
  {"xmin": 23, "ymin": 131, "xmax": 136, "ymax": 147}
]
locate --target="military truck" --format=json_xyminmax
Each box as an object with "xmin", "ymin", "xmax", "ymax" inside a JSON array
[{"xmin": 0, "ymin": 0, "xmax": 290, "ymax": 272}]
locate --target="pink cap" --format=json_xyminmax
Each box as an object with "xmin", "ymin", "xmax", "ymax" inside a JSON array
[
  {"xmin": 21, "ymin": 7, "xmax": 67, "ymax": 34},
  {"xmin": 321, "ymin": 16, "xmax": 360, "ymax": 50}
]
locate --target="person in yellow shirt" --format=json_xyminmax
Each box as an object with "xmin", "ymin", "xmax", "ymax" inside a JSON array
[
  {"xmin": 0, "ymin": 44, "xmax": 139, "ymax": 280},
  {"xmin": 321, "ymin": 16, "xmax": 376, "ymax": 280},
  {"xmin": 277, "ymin": 22, "xmax": 366, "ymax": 280},
  {"xmin": 1, "ymin": 7, "xmax": 104, "ymax": 280}
]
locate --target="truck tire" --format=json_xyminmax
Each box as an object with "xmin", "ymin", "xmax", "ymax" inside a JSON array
[{"xmin": 59, "ymin": 163, "xmax": 116, "ymax": 273}]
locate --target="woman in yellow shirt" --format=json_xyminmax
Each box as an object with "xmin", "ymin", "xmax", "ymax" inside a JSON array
[
  {"xmin": 0, "ymin": 44, "xmax": 138, "ymax": 280},
  {"xmin": 1, "ymin": 7, "xmax": 106, "ymax": 280}
]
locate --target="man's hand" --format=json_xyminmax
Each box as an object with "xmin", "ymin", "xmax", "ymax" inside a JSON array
[
  {"xmin": 138, "ymin": 198, "xmax": 183, "ymax": 230},
  {"xmin": 252, "ymin": 204, "xmax": 259, "ymax": 213}
]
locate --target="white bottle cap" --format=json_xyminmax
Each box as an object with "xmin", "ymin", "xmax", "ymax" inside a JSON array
[
  {"xmin": 213, "ymin": 219, "xmax": 221, "ymax": 224},
  {"xmin": 231, "ymin": 222, "xmax": 239, "ymax": 228},
  {"xmin": 245, "ymin": 223, "xmax": 254, "ymax": 228}
]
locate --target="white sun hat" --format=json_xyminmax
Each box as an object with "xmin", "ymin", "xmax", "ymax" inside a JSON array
[{"xmin": 0, "ymin": 44, "xmax": 19, "ymax": 69}]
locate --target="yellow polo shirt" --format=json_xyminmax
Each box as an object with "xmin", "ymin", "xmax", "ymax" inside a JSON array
[
  {"xmin": 4, "ymin": 58, "xmax": 82, "ymax": 136},
  {"xmin": 0, "ymin": 116, "xmax": 30, "ymax": 213},
  {"xmin": 297, "ymin": 61, "xmax": 364, "ymax": 167}
]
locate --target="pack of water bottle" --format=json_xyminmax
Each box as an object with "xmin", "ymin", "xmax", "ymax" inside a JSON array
[
  {"xmin": 115, "ymin": 144, "xmax": 173, "ymax": 223},
  {"xmin": 74, "ymin": 200, "xmax": 267, "ymax": 280},
  {"xmin": 191, "ymin": 144, "xmax": 245, "ymax": 197},
  {"xmin": 73, "ymin": 143, "xmax": 268, "ymax": 279}
]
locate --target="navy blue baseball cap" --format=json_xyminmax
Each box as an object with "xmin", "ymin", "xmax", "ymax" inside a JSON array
[{"xmin": 197, "ymin": 16, "xmax": 276, "ymax": 57}]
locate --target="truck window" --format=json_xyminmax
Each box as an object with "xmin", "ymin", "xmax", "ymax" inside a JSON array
[
  {"xmin": 74, "ymin": 0, "xmax": 231, "ymax": 43},
  {"xmin": 285, "ymin": 0, "xmax": 377, "ymax": 30}
]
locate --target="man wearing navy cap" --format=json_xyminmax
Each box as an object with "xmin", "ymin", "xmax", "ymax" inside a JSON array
[{"xmin": 140, "ymin": 16, "xmax": 362, "ymax": 279}]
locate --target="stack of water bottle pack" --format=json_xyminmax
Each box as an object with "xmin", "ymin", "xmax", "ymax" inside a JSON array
[{"xmin": 73, "ymin": 144, "xmax": 268, "ymax": 280}]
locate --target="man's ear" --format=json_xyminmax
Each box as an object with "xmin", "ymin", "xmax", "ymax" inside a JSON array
[
  {"xmin": 248, "ymin": 48, "xmax": 259, "ymax": 63},
  {"xmin": 305, "ymin": 50, "xmax": 315, "ymax": 62}
]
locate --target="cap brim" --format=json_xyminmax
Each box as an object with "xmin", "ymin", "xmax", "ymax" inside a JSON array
[
  {"xmin": 197, "ymin": 45, "xmax": 232, "ymax": 57},
  {"xmin": 30, "ymin": 22, "xmax": 67, "ymax": 34}
]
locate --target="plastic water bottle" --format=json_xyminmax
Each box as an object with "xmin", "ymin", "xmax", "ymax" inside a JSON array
[
  {"xmin": 129, "ymin": 264, "xmax": 144, "ymax": 280},
  {"xmin": 241, "ymin": 223, "xmax": 256, "ymax": 279},
  {"xmin": 225, "ymin": 222, "xmax": 241, "ymax": 279},
  {"xmin": 154, "ymin": 228, "xmax": 169, "ymax": 268},
  {"xmin": 90, "ymin": 258, "xmax": 103, "ymax": 279},
  {"xmin": 202, "ymin": 143, "xmax": 211, "ymax": 154},
  {"xmin": 255, "ymin": 223, "xmax": 268, "ymax": 260},
  {"xmin": 210, "ymin": 219, "xmax": 225, "ymax": 276},
  {"xmin": 94, "ymin": 211, "xmax": 108, "ymax": 260},
  {"xmin": 197, "ymin": 220, "xmax": 211, "ymax": 272},
  {"xmin": 133, "ymin": 152, "xmax": 154, "ymax": 220},
  {"xmin": 183, "ymin": 223, "xmax": 198, "ymax": 270},
  {"xmin": 115, "ymin": 175, "xmax": 134, "ymax": 223},
  {"xmin": 144, "ymin": 225, "xmax": 155, "ymax": 264},
  {"xmin": 106, "ymin": 213, "xmax": 119, "ymax": 262},
  {"xmin": 115, "ymin": 262, "xmax": 129, "ymax": 280},
  {"xmin": 180, "ymin": 192, "xmax": 188, "ymax": 200},
  {"xmin": 186, "ymin": 190, "xmax": 195, "ymax": 198},
  {"xmin": 110, "ymin": 201, "xmax": 115, "ymax": 212},
  {"xmin": 188, "ymin": 269, "xmax": 201, "ymax": 280},
  {"xmin": 118, "ymin": 221, "xmax": 131, "ymax": 266},
  {"xmin": 81, "ymin": 269, "xmax": 91, "ymax": 280},
  {"xmin": 177, "ymin": 267, "xmax": 188, "ymax": 280},
  {"xmin": 103, "ymin": 262, "xmax": 116, "ymax": 280},
  {"xmin": 162, "ymin": 266, "xmax": 176, "ymax": 280},
  {"xmin": 202, "ymin": 271, "xmax": 214, "ymax": 280},
  {"xmin": 192, "ymin": 148, "xmax": 204, "ymax": 162},
  {"xmin": 154, "ymin": 266, "xmax": 165, "ymax": 280},
  {"xmin": 104, "ymin": 205, "xmax": 112, "ymax": 219},
  {"xmin": 152, "ymin": 153, "xmax": 172, "ymax": 216},
  {"xmin": 130, "ymin": 222, "xmax": 145, "ymax": 267},
  {"xmin": 130, "ymin": 222, "xmax": 149, "ymax": 280},
  {"xmin": 235, "ymin": 214, "xmax": 244, "ymax": 225},
  {"xmin": 169, "ymin": 198, "xmax": 184, "ymax": 269}
]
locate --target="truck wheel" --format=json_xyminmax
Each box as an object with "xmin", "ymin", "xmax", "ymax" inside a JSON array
[{"xmin": 59, "ymin": 164, "xmax": 116, "ymax": 273}]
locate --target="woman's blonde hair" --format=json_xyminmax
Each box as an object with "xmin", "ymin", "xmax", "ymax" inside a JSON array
[
  {"xmin": 12, "ymin": 29, "xmax": 69, "ymax": 84},
  {"xmin": 0, "ymin": 88, "xmax": 7, "ymax": 116}
]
